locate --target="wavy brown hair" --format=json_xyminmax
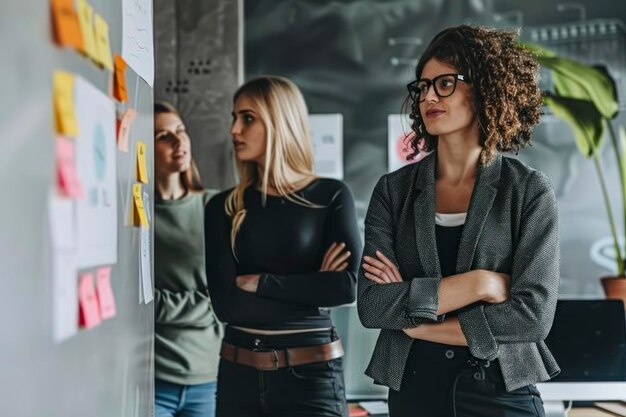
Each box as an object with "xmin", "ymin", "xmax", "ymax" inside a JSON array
[
  {"xmin": 406, "ymin": 25, "xmax": 542, "ymax": 164},
  {"xmin": 154, "ymin": 101, "xmax": 204, "ymax": 192}
]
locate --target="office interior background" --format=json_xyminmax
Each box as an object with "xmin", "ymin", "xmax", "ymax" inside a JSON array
[{"xmin": 2, "ymin": 0, "xmax": 626, "ymax": 415}]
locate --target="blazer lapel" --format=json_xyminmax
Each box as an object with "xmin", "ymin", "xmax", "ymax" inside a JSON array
[
  {"xmin": 456, "ymin": 154, "xmax": 502, "ymax": 273},
  {"xmin": 413, "ymin": 154, "xmax": 441, "ymax": 277}
]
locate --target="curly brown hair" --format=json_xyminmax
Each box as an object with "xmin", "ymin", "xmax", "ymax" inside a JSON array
[{"xmin": 406, "ymin": 25, "xmax": 542, "ymax": 164}]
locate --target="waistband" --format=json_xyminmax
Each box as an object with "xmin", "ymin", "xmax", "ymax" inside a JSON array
[
  {"xmin": 220, "ymin": 339, "xmax": 344, "ymax": 371},
  {"xmin": 223, "ymin": 325, "xmax": 339, "ymax": 349}
]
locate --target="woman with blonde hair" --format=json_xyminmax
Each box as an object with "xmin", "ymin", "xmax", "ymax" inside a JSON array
[
  {"xmin": 205, "ymin": 76, "xmax": 362, "ymax": 417},
  {"xmin": 153, "ymin": 102, "xmax": 222, "ymax": 417}
]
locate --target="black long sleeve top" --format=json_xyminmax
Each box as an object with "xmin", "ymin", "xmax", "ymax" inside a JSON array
[{"xmin": 204, "ymin": 178, "xmax": 362, "ymax": 330}]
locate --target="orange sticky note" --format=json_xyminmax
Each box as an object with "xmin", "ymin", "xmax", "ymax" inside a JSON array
[
  {"xmin": 76, "ymin": 0, "xmax": 98, "ymax": 61},
  {"xmin": 96, "ymin": 266, "xmax": 116, "ymax": 320},
  {"xmin": 132, "ymin": 183, "xmax": 149, "ymax": 228},
  {"xmin": 51, "ymin": 0, "xmax": 84, "ymax": 50},
  {"xmin": 117, "ymin": 108, "xmax": 137, "ymax": 152},
  {"xmin": 53, "ymin": 71, "xmax": 79, "ymax": 136},
  {"xmin": 94, "ymin": 13, "xmax": 113, "ymax": 71},
  {"xmin": 78, "ymin": 273, "xmax": 102, "ymax": 329},
  {"xmin": 113, "ymin": 54, "xmax": 128, "ymax": 102},
  {"xmin": 56, "ymin": 136, "xmax": 84, "ymax": 198},
  {"xmin": 136, "ymin": 141, "xmax": 148, "ymax": 183}
]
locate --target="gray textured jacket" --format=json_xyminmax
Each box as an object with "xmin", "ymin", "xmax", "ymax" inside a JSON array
[{"xmin": 357, "ymin": 152, "xmax": 561, "ymax": 392}]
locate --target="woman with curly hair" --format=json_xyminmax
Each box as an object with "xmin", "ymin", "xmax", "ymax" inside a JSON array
[{"xmin": 358, "ymin": 25, "xmax": 559, "ymax": 416}]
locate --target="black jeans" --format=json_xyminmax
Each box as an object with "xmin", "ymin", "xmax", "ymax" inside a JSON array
[
  {"xmin": 216, "ymin": 326, "xmax": 347, "ymax": 417},
  {"xmin": 388, "ymin": 340, "xmax": 545, "ymax": 417}
]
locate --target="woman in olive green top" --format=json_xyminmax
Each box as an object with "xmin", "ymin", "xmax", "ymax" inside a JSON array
[{"xmin": 153, "ymin": 102, "xmax": 222, "ymax": 417}]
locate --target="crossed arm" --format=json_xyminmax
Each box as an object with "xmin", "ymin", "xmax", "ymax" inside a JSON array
[
  {"xmin": 358, "ymin": 172, "xmax": 560, "ymax": 355},
  {"xmin": 363, "ymin": 251, "xmax": 510, "ymax": 346}
]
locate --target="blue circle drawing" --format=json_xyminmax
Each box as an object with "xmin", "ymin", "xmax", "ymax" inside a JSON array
[{"xmin": 93, "ymin": 124, "xmax": 106, "ymax": 182}]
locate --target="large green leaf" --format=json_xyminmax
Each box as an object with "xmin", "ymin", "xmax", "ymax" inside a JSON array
[
  {"xmin": 544, "ymin": 94, "xmax": 605, "ymax": 157},
  {"xmin": 525, "ymin": 43, "xmax": 619, "ymax": 119}
]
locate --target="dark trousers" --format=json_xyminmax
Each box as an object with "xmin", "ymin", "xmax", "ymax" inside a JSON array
[
  {"xmin": 216, "ymin": 326, "xmax": 347, "ymax": 417},
  {"xmin": 388, "ymin": 340, "xmax": 545, "ymax": 417}
]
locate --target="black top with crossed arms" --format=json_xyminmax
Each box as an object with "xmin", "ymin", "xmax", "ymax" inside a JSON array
[{"xmin": 204, "ymin": 178, "xmax": 362, "ymax": 330}]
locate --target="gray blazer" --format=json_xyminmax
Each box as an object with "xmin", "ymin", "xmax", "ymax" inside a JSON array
[{"xmin": 357, "ymin": 152, "xmax": 561, "ymax": 392}]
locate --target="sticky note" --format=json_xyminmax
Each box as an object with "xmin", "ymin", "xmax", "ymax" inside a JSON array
[
  {"xmin": 56, "ymin": 136, "xmax": 84, "ymax": 198},
  {"xmin": 76, "ymin": 0, "xmax": 98, "ymax": 61},
  {"xmin": 96, "ymin": 266, "xmax": 116, "ymax": 320},
  {"xmin": 78, "ymin": 273, "xmax": 102, "ymax": 329},
  {"xmin": 113, "ymin": 54, "xmax": 128, "ymax": 102},
  {"xmin": 136, "ymin": 141, "xmax": 148, "ymax": 183},
  {"xmin": 51, "ymin": 0, "xmax": 84, "ymax": 50},
  {"xmin": 94, "ymin": 13, "xmax": 113, "ymax": 71},
  {"xmin": 132, "ymin": 183, "xmax": 149, "ymax": 228},
  {"xmin": 117, "ymin": 108, "xmax": 137, "ymax": 152},
  {"xmin": 53, "ymin": 71, "xmax": 79, "ymax": 136}
]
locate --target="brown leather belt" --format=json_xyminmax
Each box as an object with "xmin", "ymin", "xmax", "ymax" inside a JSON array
[{"xmin": 220, "ymin": 339, "xmax": 344, "ymax": 371}]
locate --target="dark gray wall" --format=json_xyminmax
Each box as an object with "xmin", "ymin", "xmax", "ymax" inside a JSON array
[
  {"xmin": 154, "ymin": 0, "xmax": 241, "ymax": 190},
  {"xmin": 0, "ymin": 0, "xmax": 154, "ymax": 415},
  {"xmin": 244, "ymin": 0, "xmax": 626, "ymax": 298}
]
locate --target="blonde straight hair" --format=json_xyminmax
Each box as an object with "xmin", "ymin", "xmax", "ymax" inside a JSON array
[{"xmin": 226, "ymin": 76, "xmax": 318, "ymax": 254}]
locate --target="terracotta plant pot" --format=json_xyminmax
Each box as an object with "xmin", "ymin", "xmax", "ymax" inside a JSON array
[{"xmin": 601, "ymin": 276, "xmax": 626, "ymax": 310}]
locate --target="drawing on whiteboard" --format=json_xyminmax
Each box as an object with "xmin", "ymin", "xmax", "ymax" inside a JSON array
[{"xmin": 122, "ymin": 0, "xmax": 154, "ymax": 86}]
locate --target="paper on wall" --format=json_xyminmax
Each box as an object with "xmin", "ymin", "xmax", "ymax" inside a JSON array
[
  {"xmin": 121, "ymin": 0, "xmax": 154, "ymax": 86},
  {"xmin": 74, "ymin": 76, "xmax": 117, "ymax": 268},
  {"xmin": 309, "ymin": 114, "xmax": 344, "ymax": 180}
]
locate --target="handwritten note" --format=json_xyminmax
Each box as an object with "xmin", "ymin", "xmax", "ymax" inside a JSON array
[
  {"xmin": 96, "ymin": 266, "xmax": 116, "ymax": 319},
  {"xmin": 132, "ymin": 183, "xmax": 149, "ymax": 228},
  {"xmin": 51, "ymin": 0, "xmax": 84, "ymax": 50},
  {"xmin": 136, "ymin": 141, "xmax": 148, "ymax": 183},
  {"xmin": 94, "ymin": 13, "xmax": 113, "ymax": 71},
  {"xmin": 117, "ymin": 108, "xmax": 137, "ymax": 152},
  {"xmin": 53, "ymin": 71, "xmax": 78, "ymax": 136},
  {"xmin": 78, "ymin": 273, "xmax": 102, "ymax": 329},
  {"xmin": 56, "ymin": 136, "xmax": 84, "ymax": 198},
  {"xmin": 76, "ymin": 0, "xmax": 98, "ymax": 61},
  {"xmin": 113, "ymin": 54, "xmax": 128, "ymax": 102}
]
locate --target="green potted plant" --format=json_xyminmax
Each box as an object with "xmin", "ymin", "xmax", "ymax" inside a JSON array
[{"xmin": 526, "ymin": 43, "xmax": 626, "ymax": 306}]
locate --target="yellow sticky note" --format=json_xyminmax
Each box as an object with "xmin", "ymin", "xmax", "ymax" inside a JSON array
[
  {"xmin": 53, "ymin": 71, "xmax": 79, "ymax": 136},
  {"xmin": 132, "ymin": 184, "xmax": 149, "ymax": 228},
  {"xmin": 136, "ymin": 141, "xmax": 148, "ymax": 184},
  {"xmin": 76, "ymin": 0, "xmax": 98, "ymax": 61},
  {"xmin": 94, "ymin": 13, "xmax": 113, "ymax": 71}
]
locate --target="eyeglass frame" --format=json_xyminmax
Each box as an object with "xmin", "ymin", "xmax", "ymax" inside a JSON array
[{"xmin": 406, "ymin": 73, "xmax": 467, "ymax": 103}]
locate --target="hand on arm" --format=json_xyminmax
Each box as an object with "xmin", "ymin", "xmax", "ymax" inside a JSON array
[
  {"xmin": 403, "ymin": 317, "xmax": 467, "ymax": 346},
  {"xmin": 362, "ymin": 251, "xmax": 511, "ymax": 314},
  {"xmin": 319, "ymin": 242, "xmax": 351, "ymax": 272}
]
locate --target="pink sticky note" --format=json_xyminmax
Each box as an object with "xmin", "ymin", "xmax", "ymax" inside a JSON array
[
  {"xmin": 78, "ymin": 273, "xmax": 102, "ymax": 329},
  {"xmin": 96, "ymin": 266, "xmax": 116, "ymax": 319},
  {"xmin": 116, "ymin": 108, "xmax": 137, "ymax": 152},
  {"xmin": 56, "ymin": 136, "xmax": 84, "ymax": 198}
]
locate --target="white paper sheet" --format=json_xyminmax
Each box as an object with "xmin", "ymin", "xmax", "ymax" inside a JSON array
[
  {"xmin": 358, "ymin": 401, "xmax": 389, "ymax": 415},
  {"xmin": 121, "ymin": 0, "xmax": 154, "ymax": 87},
  {"xmin": 74, "ymin": 76, "xmax": 118, "ymax": 268},
  {"xmin": 48, "ymin": 190, "xmax": 76, "ymax": 251},
  {"xmin": 52, "ymin": 250, "xmax": 78, "ymax": 343},
  {"xmin": 309, "ymin": 114, "xmax": 344, "ymax": 180},
  {"xmin": 140, "ymin": 228, "xmax": 153, "ymax": 304}
]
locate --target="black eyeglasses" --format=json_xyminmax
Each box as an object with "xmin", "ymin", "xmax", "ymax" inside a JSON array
[{"xmin": 407, "ymin": 73, "xmax": 467, "ymax": 103}]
